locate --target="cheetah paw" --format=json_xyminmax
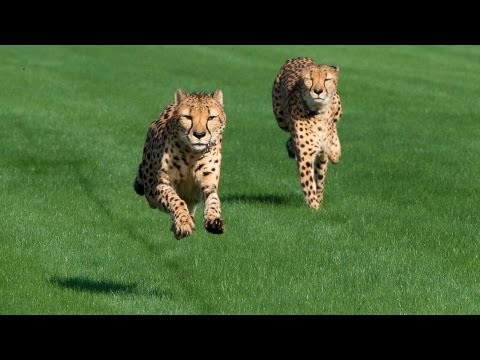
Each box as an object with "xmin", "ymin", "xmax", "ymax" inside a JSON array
[
  {"xmin": 307, "ymin": 200, "xmax": 321, "ymax": 210},
  {"xmin": 172, "ymin": 215, "xmax": 195, "ymax": 240},
  {"xmin": 205, "ymin": 218, "xmax": 224, "ymax": 235},
  {"xmin": 328, "ymin": 153, "xmax": 341, "ymax": 164}
]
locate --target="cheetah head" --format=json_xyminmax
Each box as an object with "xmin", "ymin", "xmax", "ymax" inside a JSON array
[
  {"xmin": 301, "ymin": 65, "xmax": 339, "ymax": 111},
  {"xmin": 173, "ymin": 89, "xmax": 226, "ymax": 153}
]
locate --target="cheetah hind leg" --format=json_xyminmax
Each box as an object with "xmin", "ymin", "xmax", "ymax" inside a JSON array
[
  {"xmin": 133, "ymin": 164, "xmax": 145, "ymax": 195},
  {"xmin": 188, "ymin": 204, "xmax": 197, "ymax": 231},
  {"xmin": 286, "ymin": 137, "xmax": 296, "ymax": 159}
]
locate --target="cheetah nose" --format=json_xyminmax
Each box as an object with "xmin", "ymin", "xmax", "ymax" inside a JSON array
[
  {"xmin": 193, "ymin": 130, "xmax": 206, "ymax": 139},
  {"xmin": 313, "ymin": 88, "xmax": 323, "ymax": 95}
]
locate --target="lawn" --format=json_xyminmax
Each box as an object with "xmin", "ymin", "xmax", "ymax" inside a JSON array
[{"xmin": 1, "ymin": 45, "xmax": 479, "ymax": 314}]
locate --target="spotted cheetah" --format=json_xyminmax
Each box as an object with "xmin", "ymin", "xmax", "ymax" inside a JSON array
[
  {"xmin": 134, "ymin": 89, "xmax": 226, "ymax": 239},
  {"xmin": 272, "ymin": 57, "xmax": 342, "ymax": 210}
]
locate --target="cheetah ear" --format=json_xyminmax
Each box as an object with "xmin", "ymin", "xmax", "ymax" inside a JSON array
[
  {"xmin": 175, "ymin": 89, "xmax": 188, "ymax": 105},
  {"xmin": 212, "ymin": 89, "xmax": 223, "ymax": 106},
  {"xmin": 330, "ymin": 65, "xmax": 340, "ymax": 73}
]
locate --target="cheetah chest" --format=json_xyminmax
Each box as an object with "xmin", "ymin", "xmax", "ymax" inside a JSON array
[
  {"xmin": 162, "ymin": 155, "xmax": 202, "ymax": 202},
  {"xmin": 175, "ymin": 176, "xmax": 202, "ymax": 203},
  {"xmin": 292, "ymin": 116, "xmax": 335, "ymax": 153}
]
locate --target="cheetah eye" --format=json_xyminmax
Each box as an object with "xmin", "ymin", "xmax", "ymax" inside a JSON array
[
  {"xmin": 182, "ymin": 115, "xmax": 192, "ymax": 120},
  {"xmin": 207, "ymin": 116, "xmax": 216, "ymax": 121}
]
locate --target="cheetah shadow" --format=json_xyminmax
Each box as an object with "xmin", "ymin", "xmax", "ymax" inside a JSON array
[
  {"xmin": 49, "ymin": 276, "xmax": 172, "ymax": 299},
  {"xmin": 222, "ymin": 193, "xmax": 296, "ymax": 206}
]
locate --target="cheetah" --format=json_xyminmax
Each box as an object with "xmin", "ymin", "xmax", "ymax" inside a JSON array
[
  {"xmin": 272, "ymin": 57, "xmax": 342, "ymax": 210},
  {"xmin": 134, "ymin": 89, "xmax": 226, "ymax": 239}
]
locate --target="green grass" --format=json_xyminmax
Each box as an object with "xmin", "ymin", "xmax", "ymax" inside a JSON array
[{"xmin": 1, "ymin": 45, "xmax": 479, "ymax": 314}]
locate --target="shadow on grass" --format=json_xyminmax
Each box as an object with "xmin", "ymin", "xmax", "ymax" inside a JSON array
[
  {"xmin": 222, "ymin": 193, "xmax": 296, "ymax": 205},
  {"xmin": 49, "ymin": 276, "xmax": 173, "ymax": 299},
  {"xmin": 50, "ymin": 276, "xmax": 137, "ymax": 294}
]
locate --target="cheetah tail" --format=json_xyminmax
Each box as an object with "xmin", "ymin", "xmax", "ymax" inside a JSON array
[{"xmin": 133, "ymin": 164, "xmax": 145, "ymax": 196}]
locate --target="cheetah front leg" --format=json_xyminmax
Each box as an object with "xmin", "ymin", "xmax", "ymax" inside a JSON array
[
  {"xmin": 202, "ymin": 184, "xmax": 224, "ymax": 234},
  {"xmin": 314, "ymin": 153, "xmax": 329, "ymax": 207},
  {"xmin": 295, "ymin": 148, "xmax": 320, "ymax": 210},
  {"xmin": 328, "ymin": 124, "xmax": 341, "ymax": 164},
  {"xmin": 329, "ymin": 100, "xmax": 342, "ymax": 164},
  {"xmin": 156, "ymin": 183, "xmax": 195, "ymax": 239},
  {"xmin": 196, "ymin": 158, "xmax": 224, "ymax": 235}
]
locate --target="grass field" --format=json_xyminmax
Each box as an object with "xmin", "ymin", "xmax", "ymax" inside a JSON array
[{"xmin": 1, "ymin": 45, "xmax": 479, "ymax": 314}]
